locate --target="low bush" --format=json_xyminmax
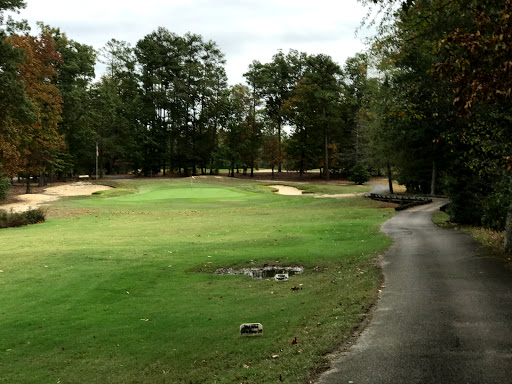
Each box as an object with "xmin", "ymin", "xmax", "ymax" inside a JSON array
[
  {"xmin": 348, "ymin": 163, "xmax": 371, "ymax": 185},
  {"xmin": 0, "ymin": 208, "xmax": 46, "ymax": 228}
]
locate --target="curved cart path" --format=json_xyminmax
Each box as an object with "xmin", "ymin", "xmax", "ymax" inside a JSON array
[{"xmin": 317, "ymin": 199, "xmax": 512, "ymax": 384}]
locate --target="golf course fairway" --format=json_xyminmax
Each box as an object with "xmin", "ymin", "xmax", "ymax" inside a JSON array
[{"xmin": 0, "ymin": 177, "xmax": 393, "ymax": 383}]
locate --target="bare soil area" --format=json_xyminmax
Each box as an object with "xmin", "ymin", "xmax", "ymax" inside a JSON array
[{"xmin": 0, "ymin": 182, "xmax": 112, "ymax": 213}]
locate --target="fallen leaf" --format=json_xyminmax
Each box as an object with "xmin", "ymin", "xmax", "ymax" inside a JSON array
[
  {"xmin": 272, "ymin": 354, "xmax": 279, "ymax": 359},
  {"xmin": 243, "ymin": 364, "xmax": 249, "ymax": 369}
]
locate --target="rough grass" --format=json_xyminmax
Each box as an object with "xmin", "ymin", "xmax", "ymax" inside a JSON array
[
  {"xmin": 433, "ymin": 211, "xmax": 510, "ymax": 268},
  {"xmin": 0, "ymin": 177, "xmax": 394, "ymax": 383}
]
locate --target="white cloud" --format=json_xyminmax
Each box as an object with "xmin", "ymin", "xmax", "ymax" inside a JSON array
[{"xmin": 15, "ymin": 0, "xmax": 373, "ymax": 84}]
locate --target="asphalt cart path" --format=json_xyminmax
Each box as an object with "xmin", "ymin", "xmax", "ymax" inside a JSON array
[{"xmin": 317, "ymin": 199, "xmax": 512, "ymax": 384}]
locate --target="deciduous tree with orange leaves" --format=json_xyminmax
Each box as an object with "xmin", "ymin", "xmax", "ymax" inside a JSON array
[{"xmin": 7, "ymin": 33, "xmax": 64, "ymax": 192}]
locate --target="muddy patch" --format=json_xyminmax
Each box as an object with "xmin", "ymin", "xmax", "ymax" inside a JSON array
[{"xmin": 215, "ymin": 266, "xmax": 304, "ymax": 279}]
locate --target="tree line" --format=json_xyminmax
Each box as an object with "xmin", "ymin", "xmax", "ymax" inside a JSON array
[
  {"xmin": 1, "ymin": 0, "xmax": 511, "ymax": 250},
  {"xmin": 360, "ymin": 0, "xmax": 512, "ymax": 251},
  {"xmin": 0, "ymin": 1, "xmax": 380, "ymax": 186}
]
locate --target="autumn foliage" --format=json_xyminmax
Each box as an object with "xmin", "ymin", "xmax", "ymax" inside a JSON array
[
  {"xmin": 5, "ymin": 34, "xmax": 64, "ymax": 179},
  {"xmin": 435, "ymin": 0, "xmax": 512, "ymax": 112}
]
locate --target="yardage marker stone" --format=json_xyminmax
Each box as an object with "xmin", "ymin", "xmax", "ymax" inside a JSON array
[{"xmin": 240, "ymin": 323, "xmax": 263, "ymax": 336}]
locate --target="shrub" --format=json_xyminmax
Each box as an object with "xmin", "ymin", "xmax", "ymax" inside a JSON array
[
  {"xmin": 482, "ymin": 174, "xmax": 512, "ymax": 230},
  {"xmin": 443, "ymin": 172, "xmax": 483, "ymax": 226},
  {"xmin": 0, "ymin": 208, "xmax": 46, "ymax": 229},
  {"xmin": 348, "ymin": 163, "xmax": 370, "ymax": 185},
  {"xmin": 24, "ymin": 208, "xmax": 47, "ymax": 225}
]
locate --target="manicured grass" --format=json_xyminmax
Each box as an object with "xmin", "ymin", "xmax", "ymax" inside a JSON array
[{"xmin": 0, "ymin": 177, "xmax": 394, "ymax": 383}]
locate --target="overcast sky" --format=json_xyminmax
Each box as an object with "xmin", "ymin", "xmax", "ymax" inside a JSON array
[{"xmin": 13, "ymin": 0, "xmax": 374, "ymax": 85}]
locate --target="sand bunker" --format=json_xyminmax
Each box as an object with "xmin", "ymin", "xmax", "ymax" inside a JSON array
[
  {"xmin": 269, "ymin": 185, "xmax": 363, "ymax": 198},
  {"xmin": 0, "ymin": 182, "xmax": 112, "ymax": 213},
  {"xmin": 269, "ymin": 185, "xmax": 303, "ymax": 196}
]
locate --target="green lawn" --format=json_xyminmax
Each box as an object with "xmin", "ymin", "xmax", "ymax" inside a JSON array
[{"xmin": 0, "ymin": 177, "xmax": 393, "ymax": 383}]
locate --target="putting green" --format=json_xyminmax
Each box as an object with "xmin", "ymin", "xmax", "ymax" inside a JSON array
[{"xmin": 117, "ymin": 186, "xmax": 247, "ymax": 201}]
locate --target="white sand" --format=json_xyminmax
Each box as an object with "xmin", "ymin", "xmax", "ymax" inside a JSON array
[{"xmin": 0, "ymin": 182, "xmax": 112, "ymax": 212}]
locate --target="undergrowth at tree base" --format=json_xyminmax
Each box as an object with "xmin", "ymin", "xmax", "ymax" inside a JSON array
[{"xmin": 433, "ymin": 211, "xmax": 511, "ymax": 268}]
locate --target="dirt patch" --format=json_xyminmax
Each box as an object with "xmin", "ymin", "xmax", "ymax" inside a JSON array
[{"xmin": 0, "ymin": 182, "xmax": 112, "ymax": 213}]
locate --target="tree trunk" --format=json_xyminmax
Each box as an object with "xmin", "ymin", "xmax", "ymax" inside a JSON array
[
  {"xmin": 277, "ymin": 121, "xmax": 282, "ymax": 173},
  {"xmin": 505, "ymin": 206, "xmax": 512, "ymax": 253},
  {"xmin": 26, "ymin": 176, "xmax": 31, "ymax": 194},
  {"xmin": 431, "ymin": 160, "xmax": 437, "ymax": 196},
  {"xmin": 387, "ymin": 162, "xmax": 394, "ymax": 194},
  {"xmin": 323, "ymin": 107, "xmax": 329, "ymax": 181}
]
